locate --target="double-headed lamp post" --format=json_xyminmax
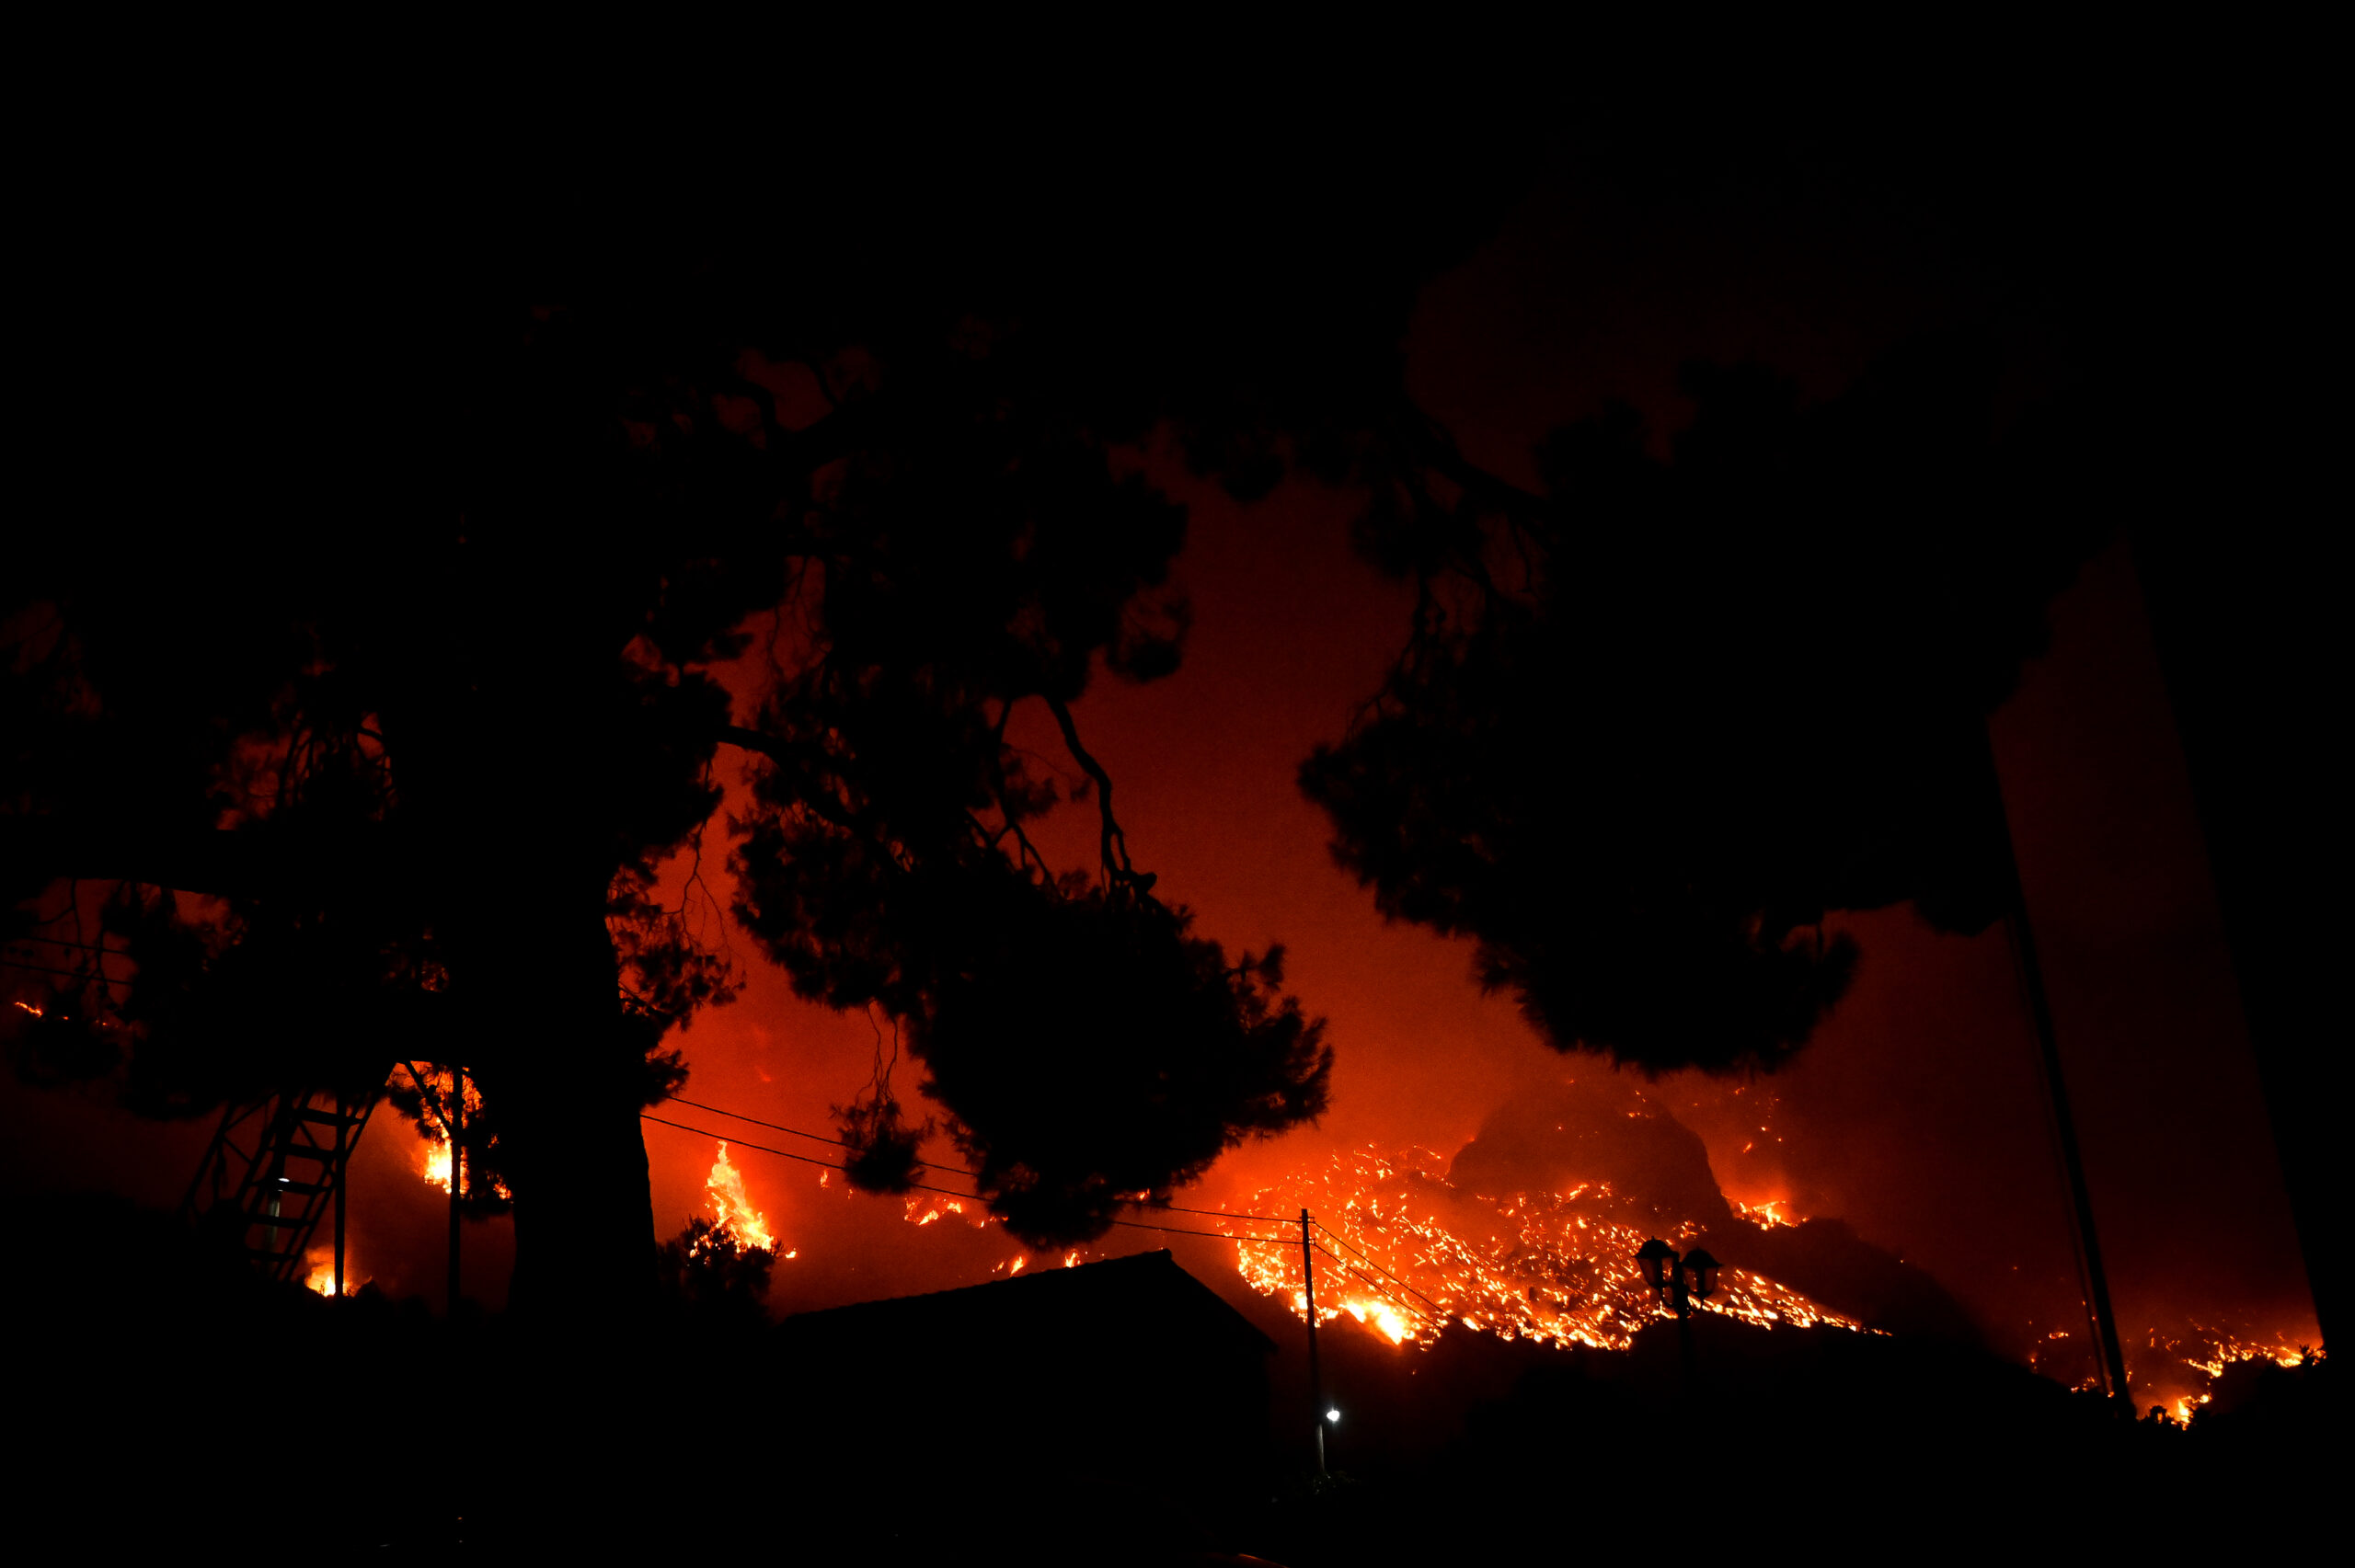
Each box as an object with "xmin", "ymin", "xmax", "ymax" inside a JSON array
[
  {"xmin": 1635, "ymin": 1238, "xmax": 1721, "ymax": 1317},
  {"xmin": 1637, "ymin": 1238, "xmax": 1720, "ymax": 1377}
]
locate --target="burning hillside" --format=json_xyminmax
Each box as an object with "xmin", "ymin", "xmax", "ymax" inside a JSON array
[
  {"xmin": 1235, "ymin": 1076, "xmax": 1870, "ymax": 1351},
  {"xmin": 1229, "ymin": 1075, "xmax": 2319, "ymax": 1422},
  {"xmin": 2125, "ymin": 1317, "xmax": 2316, "ymax": 1424},
  {"xmin": 1236, "ymin": 1141, "xmax": 1865, "ymax": 1352}
]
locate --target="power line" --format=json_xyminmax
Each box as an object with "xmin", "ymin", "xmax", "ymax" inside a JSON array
[
  {"xmin": 663, "ymin": 1093, "xmax": 890, "ymax": 1157},
  {"xmin": 660, "ymin": 1108, "xmax": 1428, "ymax": 1331},
  {"xmin": 1312, "ymin": 1241, "xmax": 1444, "ymax": 1324},
  {"xmin": 1106, "ymin": 1215, "xmax": 1293, "ymax": 1243},
  {"xmin": 1313, "ymin": 1219, "xmax": 1444, "ymax": 1312},
  {"xmin": 661, "ymin": 1093, "xmax": 844, "ymax": 1139},
  {"xmin": 0, "ymin": 956, "xmax": 132, "ymax": 985},
  {"xmin": 639, "ymin": 1112, "xmax": 985, "ymax": 1205},
  {"xmin": 1125, "ymin": 1198, "xmax": 1293, "ymax": 1225},
  {"xmin": 641, "ymin": 1112, "xmax": 1294, "ymax": 1244},
  {"xmin": 4, "ymin": 934, "xmax": 124, "ymax": 955},
  {"xmin": 641, "ymin": 1113, "xmax": 849, "ymax": 1173},
  {"xmin": 661, "ymin": 1089, "xmax": 1293, "ymax": 1224}
]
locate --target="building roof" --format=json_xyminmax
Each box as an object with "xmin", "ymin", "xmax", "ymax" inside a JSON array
[{"xmin": 778, "ymin": 1248, "xmax": 1278, "ymax": 1357}]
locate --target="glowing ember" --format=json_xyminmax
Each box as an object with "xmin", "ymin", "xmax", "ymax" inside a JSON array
[
  {"xmin": 698, "ymin": 1139, "xmax": 777, "ymax": 1254},
  {"xmin": 1236, "ymin": 1144, "xmax": 1867, "ymax": 1353},
  {"xmin": 2176, "ymin": 1323, "xmax": 2312, "ymax": 1377}
]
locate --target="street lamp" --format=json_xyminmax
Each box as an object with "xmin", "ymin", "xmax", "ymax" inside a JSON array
[
  {"xmin": 1635, "ymin": 1238, "xmax": 1718, "ymax": 1318},
  {"xmin": 1637, "ymin": 1238, "xmax": 1719, "ymax": 1379}
]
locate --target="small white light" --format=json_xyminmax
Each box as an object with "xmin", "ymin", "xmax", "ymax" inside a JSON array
[{"xmin": 1326, "ymin": 1408, "xmax": 1340, "ymax": 1424}]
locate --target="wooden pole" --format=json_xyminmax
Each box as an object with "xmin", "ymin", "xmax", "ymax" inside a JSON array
[
  {"xmin": 333, "ymin": 1093, "xmax": 348, "ymax": 1298},
  {"xmin": 1982, "ymin": 723, "xmax": 2131, "ymax": 1406},
  {"xmin": 1301, "ymin": 1208, "xmax": 1326, "ymax": 1475},
  {"xmin": 2006, "ymin": 876, "xmax": 2131, "ymax": 1403},
  {"xmin": 447, "ymin": 1066, "xmax": 463, "ymax": 1322}
]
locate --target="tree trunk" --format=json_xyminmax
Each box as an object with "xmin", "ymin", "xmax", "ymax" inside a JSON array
[{"xmin": 478, "ymin": 895, "xmax": 659, "ymax": 1330}]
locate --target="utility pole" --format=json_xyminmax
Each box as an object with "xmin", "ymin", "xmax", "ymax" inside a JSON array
[
  {"xmin": 1301, "ymin": 1207, "xmax": 1325, "ymax": 1476},
  {"xmin": 1981, "ymin": 725, "xmax": 2131, "ymax": 1407},
  {"xmin": 401, "ymin": 1060, "xmax": 466, "ymax": 1320},
  {"xmin": 2005, "ymin": 866, "xmax": 2131, "ymax": 1404},
  {"xmin": 448, "ymin": 1065, "xmax": 464, "ymax": 1322},
  {"xmin": 332, "ymin": 1089, "xmax": 349, "ymax": 1298}
]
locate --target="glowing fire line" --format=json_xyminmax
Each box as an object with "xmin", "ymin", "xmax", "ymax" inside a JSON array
[{"xmin": 1236, "ymin": 1145, "xmax": 1866, "ymax": 1355}]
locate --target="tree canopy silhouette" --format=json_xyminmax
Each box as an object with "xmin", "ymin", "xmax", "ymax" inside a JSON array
[
  {"xmin": 1302, "ymin": 338, "xmax": 2105, "ymax": 1073},
  {"xmin": 1, "ymin": 118, "xmax": 1544, "ymax": 1303},
  {"xmin": 2, "ymin": 97, "xmax": 2120, "ymax": 1303}
]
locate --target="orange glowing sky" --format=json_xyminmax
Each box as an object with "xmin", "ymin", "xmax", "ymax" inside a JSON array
[
  {"xmin": 0, "ymin": 148, "xmax": 2316, "ymax": 1398},
  {"xmin": 619, "ymin": 478, "xmax": 2313, "ymax": 1377}
]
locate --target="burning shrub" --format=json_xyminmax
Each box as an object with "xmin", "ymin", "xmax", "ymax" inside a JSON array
[{"xmin": 658, "ymin": 1218, "xmax": 776, "ymax": 1327}]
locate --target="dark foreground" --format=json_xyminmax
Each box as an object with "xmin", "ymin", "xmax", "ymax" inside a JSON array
[{"xmin": 9, "ymin": 1205, "xmax": 2329, "ymax": 1564}]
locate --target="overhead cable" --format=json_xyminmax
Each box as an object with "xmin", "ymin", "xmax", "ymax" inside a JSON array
[
  {"xmin": 1313, "ymin": 1242, "xmax": 1443, "ymax": 1323},
  {"xmin": 0, "ymin": 956, "xmax": 131, "ymax": 984},
  {"xmin": 1312, "ymin": 1220, "xmax": 1445, "ymax": 1311},
  {"xmin": 641, "ymin": 1113, "xmax": 1293, "ymax": 1244},
  {"xmin": 661, "ymin": 1090, "xmax": 1293, "ymax": 1223},
  {"xmin": 3, "ymin": 934, "xmax": 125, "ymax": 955}
]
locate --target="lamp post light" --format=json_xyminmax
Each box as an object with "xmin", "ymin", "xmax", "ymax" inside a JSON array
[
  {"xmin": 1636, "ymin": 1238, "xmax": 1720, "ymax": 1378},
  {"xmin": 1635, "ymin": 1238, "xmax": 1720, "ymax": 1317}
]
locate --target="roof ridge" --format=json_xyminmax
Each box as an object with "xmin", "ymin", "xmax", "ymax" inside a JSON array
[
  {"xmin": 780, "ymin": 1247, "xmax": 1180, "ymax": 1322},
  {"xmin": 776, "ymin": 1248, "xmax": 1277, "ymax": 1353}
]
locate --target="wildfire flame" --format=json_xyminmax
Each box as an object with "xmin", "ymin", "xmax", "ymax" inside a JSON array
[
  {"xmin": 1246, "ymin": 1144, "xmax": 2320, "ymax": 1423},
  {"xmin": 2126, "ymin": 1318, "xmax": 2320, "ymax": 1420},
  {"xmin": 697, "ymin": 1139, "xmax": 777, "ymax": 1255},
  {"xmin": 1340, "ymin": 1298, "xmax": 1415, "ymax": 1345},
  {"xmin": 1236, "ymin": 1144, "xmax": 1867, "ymax": 1354},
  {"xmin": 396, "ymin": 1065, "xmax": 511, "ymax": 1199}
]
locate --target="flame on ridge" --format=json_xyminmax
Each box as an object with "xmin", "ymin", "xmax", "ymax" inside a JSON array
[
  {"xmin": 1236, "ymin": 1144, "xmax": 1866, "ymax": 1354},
  {"xmin": 699, "ymin": 1139, "xmax": 778, "ymax": 1254},
  {"xmin": 2129, "ymin": 1318, "xmax": 2320, "ymax": 1424}
]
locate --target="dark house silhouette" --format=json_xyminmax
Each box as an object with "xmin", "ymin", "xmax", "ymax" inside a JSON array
[{"xmin": 777, "ymin": 1250, "xmax": 1276, "ymax": 1489}]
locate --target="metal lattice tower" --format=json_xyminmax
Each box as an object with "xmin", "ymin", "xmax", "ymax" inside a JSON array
[{"xmin": 179, "ymin": 1082, "xmax": 382, "ymax": 1289}]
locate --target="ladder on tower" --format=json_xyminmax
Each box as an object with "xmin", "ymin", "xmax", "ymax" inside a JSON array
[{"xmin": 179, "ymin": 1082, "xmax": 384, "ymax": 1288}]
